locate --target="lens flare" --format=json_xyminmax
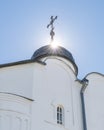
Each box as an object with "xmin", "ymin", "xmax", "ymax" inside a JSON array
[{"xmin": 50, "ymin": 40, "xmax": 59, "ymax": 49}]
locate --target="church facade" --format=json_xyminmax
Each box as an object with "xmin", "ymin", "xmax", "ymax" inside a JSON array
[{"xmin": 0, "ymin": 44, "xmax": 104, "ymax": 130}]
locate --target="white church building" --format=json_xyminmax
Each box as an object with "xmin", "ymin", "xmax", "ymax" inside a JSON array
[
  {"xmin": 0, "ymin": 44, "xmax": 104, "ymax": 130},
  {"xmin": 0, "ymin": 18, "xmax": 104, "ymax": 130}
]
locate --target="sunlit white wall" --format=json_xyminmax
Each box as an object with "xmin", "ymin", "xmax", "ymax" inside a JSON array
[{"xmin": 85, "ymin": 73, "xmax": 104, "ymax": 130}]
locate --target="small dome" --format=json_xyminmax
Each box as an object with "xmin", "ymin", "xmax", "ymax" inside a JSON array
[{"xmin": 31, "ymin": 45, "xmax": 78, "ymax": 75}]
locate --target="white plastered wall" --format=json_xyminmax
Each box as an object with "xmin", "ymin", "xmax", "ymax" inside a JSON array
[
  {"xmin": 32, "ymin": 57, "xmax": 83, "ymax": 130},
  {"xmin": 0, "ymin": 93, "xmax": 32, "ymax": 130},
  {"xmin": 0, "ymin": 63, "xmax": 35, "ymax": 130},
  {"xmin": 84, "ymin": 73, "xmax": 104, "ymax": 130},
  {"xmin": 0, "ymin": 63, "xmax": 36, "ymax": 99},
  {"xmin": 0, "ymin": 57, "xmax": 83, "ymax": 130}
]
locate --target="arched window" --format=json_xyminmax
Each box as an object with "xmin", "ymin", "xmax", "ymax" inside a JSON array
[{"xmin": 57, "ymin": 106, "xmax": 64, "ymax": 125}]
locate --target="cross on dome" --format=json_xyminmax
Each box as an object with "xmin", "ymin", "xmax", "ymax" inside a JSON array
[{"xmin": 47, "ymin": 16, "xmax": 57, "ymax": 41}]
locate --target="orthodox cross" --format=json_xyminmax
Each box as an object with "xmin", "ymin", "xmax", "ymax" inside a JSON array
[{"xmin": 47, "ymin": 16, "xmax": 57, "ymax": 41}]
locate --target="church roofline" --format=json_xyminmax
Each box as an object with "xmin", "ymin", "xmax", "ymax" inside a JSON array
[
  {"xmin": 0, "ymin": 59, "xmax": 46, "ymax": 68},
  {"xmin": 0, "ymin": 45, "xmax": 78, "ymax": 76},
  {"xmin": 84, "ymin": 72, "xmax": 104, "ymax": 78}
]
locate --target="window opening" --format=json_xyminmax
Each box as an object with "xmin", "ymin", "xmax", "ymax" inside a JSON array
[{"xmin": 57, "ymin": 106, "xmax": 64, "ymax": 125}]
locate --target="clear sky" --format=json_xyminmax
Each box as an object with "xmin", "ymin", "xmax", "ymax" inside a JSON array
[{"xmin": 0, "ymin": 0, "xmax": 104, "ymax": 79}]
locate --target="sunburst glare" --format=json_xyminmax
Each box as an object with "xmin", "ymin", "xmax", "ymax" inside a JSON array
[{"xmin": 50, "ymin": 40, "xmax": 59, "ymax": 49}]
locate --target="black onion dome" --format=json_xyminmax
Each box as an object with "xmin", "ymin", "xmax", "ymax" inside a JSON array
[{"xmin": 31, "ymin": 45, "xmax": 78, "ymax": 75}]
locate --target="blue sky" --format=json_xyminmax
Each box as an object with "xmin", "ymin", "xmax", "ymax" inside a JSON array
[{"xmin": 0, "ymin": 0, "xmax": 104, "ymax": 78}]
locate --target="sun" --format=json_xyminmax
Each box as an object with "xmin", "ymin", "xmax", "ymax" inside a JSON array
[{"xmin": 50, "ymin": 39, "xmax": 60, "ymax": 49}]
